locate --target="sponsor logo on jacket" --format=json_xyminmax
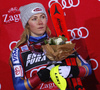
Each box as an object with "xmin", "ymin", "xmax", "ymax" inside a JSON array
[
  {"xmin": 12, "ymin": 48, "xmax": 20, "ymax": 64},
  {"xmin": 26, "ymin": 53, "xmax": 46, "ymax": 67},
  {"xmin": 21, "ymin": 51, "xmax": 49, "ymax": 71}
]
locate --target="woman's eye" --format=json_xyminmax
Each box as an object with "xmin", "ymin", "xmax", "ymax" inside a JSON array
[
  {"xmin": 41, "ymin": 15, "xmax": 45, "ymax": 19},
  {"xmin": 32, "ymin": 18, "xmax": 37, "ymax": 21}
]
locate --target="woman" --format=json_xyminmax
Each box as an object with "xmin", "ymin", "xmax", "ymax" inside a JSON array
[{"xmin": 9, "ymin": 3, "xmax": 92, "ymax": 90}]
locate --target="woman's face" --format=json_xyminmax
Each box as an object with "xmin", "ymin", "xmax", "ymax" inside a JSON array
[{"xmin": 28, "ymin": 13, "xmax": 47, "ymax": 37}]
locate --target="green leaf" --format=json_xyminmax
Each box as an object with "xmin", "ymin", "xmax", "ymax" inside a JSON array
[
  {"xmin": 44, "ymin": 40, "xmax": 48, "ymax": 44},
  {"xmin": 50, "ymin": 38, "xmax": 56, "ymax": 45}
]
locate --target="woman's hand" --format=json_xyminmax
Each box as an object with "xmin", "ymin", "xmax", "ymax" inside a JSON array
[
  {"xmin": 37, "ymin": 64, "xmax": 55, "ymax": 82},
  {"xmin": 58, "ymin": 65, "xmax": 79, "ymax": 78}
]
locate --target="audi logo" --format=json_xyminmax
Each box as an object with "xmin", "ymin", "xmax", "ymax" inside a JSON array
[
  {"xmin": 68, "ymin": 27, "xmax": 89, "ymax": 41},
  {"xmin": 90, "ymin": 59, "xmax": 98, "ymax": 70},
  {"xmin": 48, "ymin": 0, "xmax": 80, "ymax": 9},
  {"xmin": 9, "ymin": 40, "xmax": 19, "ymax": 51}
]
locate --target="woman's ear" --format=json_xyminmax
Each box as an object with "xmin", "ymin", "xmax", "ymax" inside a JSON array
[{"xmin": 25, "ymin": 23, "xmax": 30, "ymax": 29}]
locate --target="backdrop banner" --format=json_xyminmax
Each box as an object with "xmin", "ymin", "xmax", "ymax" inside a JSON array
[{"xmin": 0, "ymin": 0, "xmax": 100, "ymax": 90}]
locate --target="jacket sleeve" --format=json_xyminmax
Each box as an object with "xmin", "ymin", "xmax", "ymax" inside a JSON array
[
  {"xmin": 10, "ymin": 48, "xmax": 42, "ymax": 90},
  {"xmin": 75, "ymin": 53, "xmax": 92, "ymax": 77}
]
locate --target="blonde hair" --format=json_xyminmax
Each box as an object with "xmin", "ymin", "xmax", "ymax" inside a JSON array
[
  {"xmin": 16, "ymin": 24, "xmax": 51, "ymax": 48},
  {"xmin": 9, "ymin": 24, "xmax": 51, "ymax": 58}
]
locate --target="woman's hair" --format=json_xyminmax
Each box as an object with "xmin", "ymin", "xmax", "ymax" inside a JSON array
[
  {"xmin": 16, "ymin": 24, "xmax": 51, "ymax": 48},
  {"xmin": 9, "ymin": 24, "xmax": 51, "ymax": 60},
  {"xmin": 10, "ymin": 23, "xmax": 51, "ymax": 52}
]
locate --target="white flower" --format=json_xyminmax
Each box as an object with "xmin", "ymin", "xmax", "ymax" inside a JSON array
[
  {"xmin": 55, "ymin": 38, "xmax": 63, "ymax": 45},
  {"xmin": 65, "ymin": 41, "xmax": 72, "ymax": 44},
  {"xmin": 48, "ymin": 38, "xmax": 51, "ymax": 43}
]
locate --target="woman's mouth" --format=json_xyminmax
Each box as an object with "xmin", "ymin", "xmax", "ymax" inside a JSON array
[{"xmin": 38, "ymin": 27, "xmax": 44, "ymax": 29}]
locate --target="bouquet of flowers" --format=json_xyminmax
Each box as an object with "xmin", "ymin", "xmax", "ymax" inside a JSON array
[{"xmin": 42, "ymin": 36, "xmax": 76, "ymax": 61}]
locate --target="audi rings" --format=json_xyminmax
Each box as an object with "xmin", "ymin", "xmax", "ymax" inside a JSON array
[
  {"xmin": 90, "ymin": 59, "xmax": 98, "ymax": 70},
  {"xmin": 62, "ymin": 0, "xmax": 80, "ymax": 9},
  {"xmin": 48, "ymin": 0, "xmax": 80, "ymax": 9},
  {"xmin": 68, "ymin": 27, "xmax": 89, "ymax": 41},
  {"xmin": 9, "ymin": 40, "xmax": 19, "ymax": 51}
]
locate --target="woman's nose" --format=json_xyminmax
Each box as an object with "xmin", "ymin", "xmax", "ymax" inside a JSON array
[{"xmin": 38, "ymin": 18, "xmax": 43, "ymax": 25}]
